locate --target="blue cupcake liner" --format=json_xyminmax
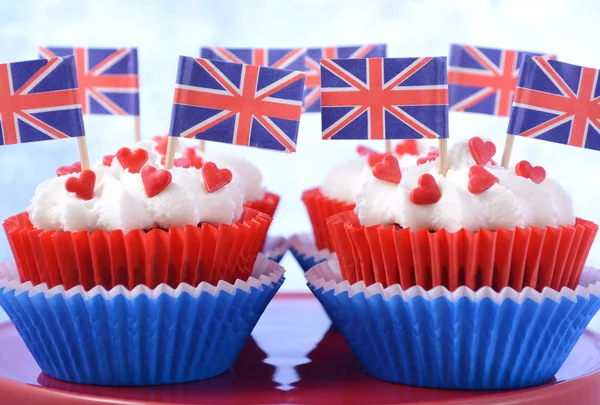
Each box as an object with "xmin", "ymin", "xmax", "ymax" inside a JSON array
[
  {"xmin": 0, "ymin": 255, "xmax": 284, "ymax": 386},
  {"xmin": 307, "ymin": 259, "xmax": 600, "ymax": 390},
  {"xmin": 262, "ymin": 236, "xmax": 289, "ymax": 263},
  {"xmin": 289, "ymin": 233, "xmax": 334, "ymax": 272}
]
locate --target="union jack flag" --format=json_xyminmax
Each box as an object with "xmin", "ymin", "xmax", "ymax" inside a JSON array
[
  {"xmin": 169, "ymin": 57, "xmax": 305, "ymax": 152},
  {"xmin": 200, "ymin": 47, "xmax": 305, "ymax": 71},
  {"xmin": 0, "ymin": 57, "xmax": 84, "ymax": 146},
  {"xmin": 321, "ymin": 57, "xmax": 448, "ymax": 140},
  {"xmin": 304, "ymin": 44, "xmax": 386, "ymax": 113},
  {"xmin": 507, "ymin": 56, "xmax": 600, "ymax": 151},
  {"xmin": 39, "ymin": 47, "xmax": 139, "ymax": 116},
  {"xmin": 448, "ymin": 45, "xmax": 556, "ymax": 117}
]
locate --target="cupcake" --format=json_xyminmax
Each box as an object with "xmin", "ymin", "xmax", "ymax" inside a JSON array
[
  {"xmin": 302, "ymin": 140, "xmax": 434, "ymax": 253},
  {"xmin": 307, "ymin": 258, "xmax": 600, "ymax": 389},
  {"xmin": 3, "ymin": 141, "xmax": 271, "ymax": 291},
  {"xmin": 327, "ymin": 137, "xmax": 598, "ymax": 292},
  {"xmin": 153, "ymin": 135, "xmax": 280, "ymax": 217}
]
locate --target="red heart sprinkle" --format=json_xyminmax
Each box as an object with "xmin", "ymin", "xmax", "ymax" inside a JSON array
[
  {"xmin": 56, "ymin": 162, "xmax": 81, "ymax": 177},
  {"xmin": 201, "ymin": 162, "xmax": 232, "ymax": 193},
  {"xmin": 153, "ymin": 135, "xmax": 168, "ymax": 155},
  {"xmin": 410, "ymin": 174, "xmax": 441, "ymax": 205},
  {"xmin": 65, "ymin": 170, "xmax": 96, "ymax": 201},
  {"xmin": 102, "ymin": 155, "xmax": 115, "ymax": 167},
  {"xmin": 515, "ymin": 160, "xmax": 546, "ymax": 184},
  {"xmin": 357, "ymin": 145, "xmax": 377, "ymax": 156},
  {"xmin": 141, "ymin": 166, "xmax": 172, "ymax": 198},
  {"xmin": 372, "ymin": 155, "xmax": 402, "ymax": 184},
  {"xmin": 395, "ymin": 140, "xmax": 419, "ymax": 156},
  {"xmin": 183, "ymin": 147, "xmax": 196, "ymax": 160},
  {"xmin": 116, "ymin": 147, "xmax": 149, "ymax": 174},
  {"xmin": 417, "ymin": 150, "xmax": 439, "ymax": 165},
  {"xmin": 468, "ymin": 137, "xmax": 496, "ymax": 165},
  {"xmin": 468, "ymin": 165, "xmax": 499, "ymax": 194},
  {"xmin": 368, "ymin": 153, "xmax": 389, "ymax": 167}
]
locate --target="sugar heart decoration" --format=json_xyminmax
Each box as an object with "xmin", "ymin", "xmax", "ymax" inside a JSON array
[
  {"xmin": 372, "ymin": 155, "xmax": 401, "ymax": 184},
  {"xmin": 141, "ymin": 166, "xmax": 172, "ymax": 198},
  {"xmin": 410, "ymin": 174, "xmax": 441, "ymax": 205},
  {"xmin": 357, "ymin": 145, "xmax": 377, "ymax": 156},
  {"xmin": 468, "ymin": 136, "xmax": 496, "ymax": 165},
  {"xmin": 116, "ymin": 147, "xmax": 149, "ymax": 174},
  {"xmin": 102, "ymin": 155, "xmax": 115, "ymax": 167},
  {"xmin": 515, "ymin": 160, "xmax": 546, "ymax": 184},
  {"xmin": 468, "ymin": 165, "xmax": 499, "ymax": 194},
  {"xmin": 417, "ymin": 150, "xmax": 439, "ymax": 165},
  {"xmin": 202, "ymin": 162, "xmax": 232, "ymax": 193},
  {"xmin": 65, "ymin": 170, "xmax": 96, "ymax": 201},
  {"xmin": 153, "ymin": 135, "xmax": 168, "ymax": 155},
  {"xmin": 182, "ymin": 148, "xmax": 203, "ymax": 168},
  {"xmin": 56, "ymin": 162, "xmax": 81, "ymax": 177},
  {"xmin": 368, "ymin": 153, "xmax": 389, "ymax": 167},
  {"xmin": 395, "ymin": 140, "xmax": 419, "ymax": 156}
]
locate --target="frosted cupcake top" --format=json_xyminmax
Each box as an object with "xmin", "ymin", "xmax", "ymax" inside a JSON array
[
  {"xmin": 28, "ymin": 142, "xmax": 244, "ymax": 233},
  {"xmin": 153, "ymin": 135, "xmax": 266, "ymax": 203},
  {"xmin": 355, "ymin": 138, "xmax": 575, "ymax": 232},
  {"xmin": 321, "ymin": 140, "xmax": 434, "ymax": 204}
]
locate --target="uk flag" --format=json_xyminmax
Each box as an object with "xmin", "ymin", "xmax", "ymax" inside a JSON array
[
  {"xmin": 304, "ymin": 44, "xmax": 386, "ymax": 113},
  {"xmin": 507, "ymin": 56, "xmax": 600, "ymax": 151},
  {"xmin": 448, "ymin": 45, "xmax": 556, "ymax": 117},
  {"xmin": 169, "ymin": 57, "xmax": 305, "ymax": 152},
  {"xmin": 200, "ymin": 47, "xmax": 305, "ymax": 72},
  {"xmin": 0, "ymin": 57, "xmax": 84, "ymax": 146},
  {"xmin": 320, "ymin": 57, "xmax": 448, "ymax": 140},
  {"xmin": 39, "ymin": 47, "xmax": 139, "ymax": 116}
]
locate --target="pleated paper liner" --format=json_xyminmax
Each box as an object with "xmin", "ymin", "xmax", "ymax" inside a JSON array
[
  {"xmin": 327, "ymin": 210, "xmax": 598, "ymax": 292},
  {"xmin": 262, "ymin": 235, "xmax": 289, "ymax": 263},
  {"xmin": 289, "ymin": 233, "xmax": 335, "ymax": 272},
  {"xmin": 3, "ymin": 207, "xmax": 271, "ymax": 291},
  {"xmin": 301, "ymin": 187, "xmax": 355, "ymax": 252},
  {"xmin": 244, "ymin": 191, "xmax": 280, "ymax": 218},
  {"xmin": 307, "ymin": 259, "xmax": 600, "ymax": 390},
  {"xmin": 0, "ymin": 255, "xmax": 284, "ymax": 386}
]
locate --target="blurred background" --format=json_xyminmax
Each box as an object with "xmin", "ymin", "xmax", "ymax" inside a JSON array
[{"xmin": 1, "ymin": 0, "xmax": 600, "ymax": 310}]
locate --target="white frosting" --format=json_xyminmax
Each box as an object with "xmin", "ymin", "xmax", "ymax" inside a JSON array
[
  {"xmin": 320, "ymin": 148, "xmax": 427, "ymax": 204},
  {"xmin": 355, "ymin": 140, "xmax": 575, "ymax": 232},
  {"xmin": 197, "ymin": 151, "xmax": 266, "ymax": 202},
  {"xmin": 28, "ymin": 142, "xmax": 244, "ymax": 233}
]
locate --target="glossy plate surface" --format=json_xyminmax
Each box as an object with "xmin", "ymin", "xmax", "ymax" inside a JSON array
[{"xmin": 1, "ymin": 294, "xmax": 600, "ymax": 404}]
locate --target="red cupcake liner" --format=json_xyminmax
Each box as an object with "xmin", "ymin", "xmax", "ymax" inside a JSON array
[
  {"xmin": 301, "ymin": 188, "xmax": 355, "ymax": 252},
  {"xmin": 3, "ymin": 208, "xmax": 271, "ymax": 291},
  {"xmin": 327, "ymin": 211, "xmax": 598, "ymax": 292},
  {"xmin": 244, "ymin": 191, "xmax": 280, "ymax": 218}
]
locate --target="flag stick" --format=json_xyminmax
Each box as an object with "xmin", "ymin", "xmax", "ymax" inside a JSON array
[
  {"xmin": 199, "ymin": 140, "xmax": 206, "ymax": 153},
  {"xmin": 385, "ymin": 139, "xmax": 391, "ymax": 154},
  {"xmin": 501, "ymin": 135, "xmax": 515, "ymax": 168},
  {"xmin": 439, "ymin": 138, "xmax": 448, "ymax": 176},
  {"xmin": 134, "ymin": 116, "xmax": 141, "ymax": 142},
  {"xmin": 164, "ymin": 136, "xmax": 177, "ymax": 170},
  {"xmin": 77, "ymin": 137, "xmax": 91, "ymax": 171}
]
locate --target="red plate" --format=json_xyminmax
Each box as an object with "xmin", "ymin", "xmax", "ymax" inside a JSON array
[{"xmin": 1, "ymin": 294, "xmax": 600, "ymax": 404}]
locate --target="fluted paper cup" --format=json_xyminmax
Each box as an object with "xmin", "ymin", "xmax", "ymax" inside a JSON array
[
  {"xmin": 307, "ymin": 258, "xmax": 600, "ymax": 390},
  {"xmin": 262, "ymin": 235, "xmax": 289, "ymax": 263},
  {"xmin": 327, "ymin": 210, "xmax": 598, "ymax": 292},
  {"xmin": 244, "ymin": 191, "xmax": 280, "ymax": 218},
  {"xmin": 0, "ymin": 255, "xmax": 284, "ymax": 386},
  {"xmin": 4, "ymin": 208, "xmax": 271, "ymax": 290},
  {"xmin": 289, "ymin": 234, "xmax": 335, "ymax": 273},
  {"xmin": 302, "ymin": 187, "xmax": 354, "ymax": 252}
]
